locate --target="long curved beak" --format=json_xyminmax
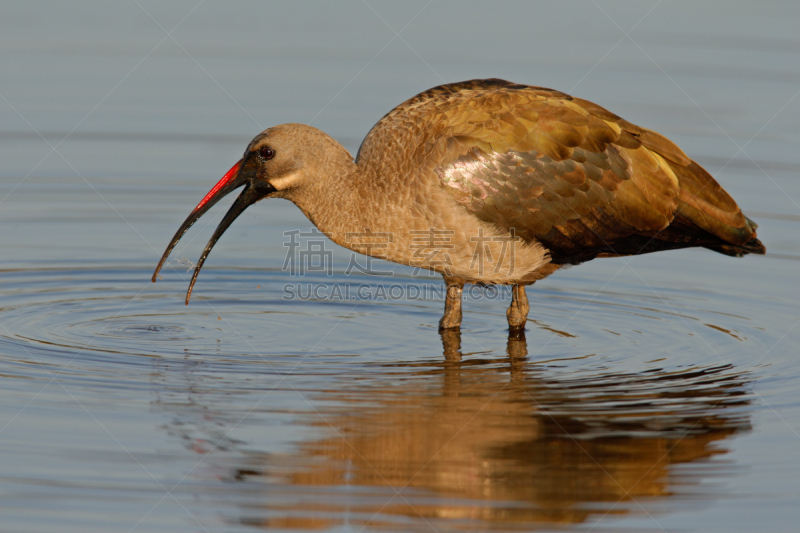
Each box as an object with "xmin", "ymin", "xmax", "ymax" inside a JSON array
[{"xmin": 151, "ymin": 159, "xmax": 274, "ymax": 304}]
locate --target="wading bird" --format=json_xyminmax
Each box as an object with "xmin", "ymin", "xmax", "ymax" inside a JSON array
[{"xmin": 152, "ymin": 79, "xmax": 765, "ymax": 331}]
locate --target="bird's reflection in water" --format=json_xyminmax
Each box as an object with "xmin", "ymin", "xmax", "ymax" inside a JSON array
[{"xmin": 156, "ymin": 331, "xmax": 752, "ymax": 531}]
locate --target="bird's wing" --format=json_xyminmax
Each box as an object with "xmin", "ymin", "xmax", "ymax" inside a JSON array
[{"xmin": 360, "ymin": 79, "xmax": 752, "ymax": 263}]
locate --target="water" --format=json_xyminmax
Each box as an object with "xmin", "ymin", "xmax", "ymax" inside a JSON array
[{"xmin": 2, "ymin": 1, "xmax": 800, "ymax": 531}]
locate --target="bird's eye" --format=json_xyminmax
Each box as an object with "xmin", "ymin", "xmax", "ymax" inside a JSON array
[{"xmin": 259, "ymin": 146, "xmax": 276, "ymax": 161}]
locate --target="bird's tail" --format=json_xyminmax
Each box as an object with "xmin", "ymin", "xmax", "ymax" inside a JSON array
[
  {"xmin": 670, "ymin": 161, "xmax": 766, "ymax": 257},
  {"xmin": 703, "ymin": 217, "xmax": 766, "ymax": 256}
]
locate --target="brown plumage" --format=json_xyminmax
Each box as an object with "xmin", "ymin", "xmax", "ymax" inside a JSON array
[{"xmin": 152, "ymin": 78, "xmax": 765, "ymax": 331}]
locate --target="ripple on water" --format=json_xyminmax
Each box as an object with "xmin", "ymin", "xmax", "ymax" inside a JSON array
[
  {"xmin": 0, "ymin": 269, "xmax": 245, "ymax": 385},
  {"xmin": 114, "ymin": 324, "xmax": 184, "ymax": 335},
  {"xmin": 0, "ymin": 266, "xmax": 779, "ymax": 369},
  {"xmin": 0, "ymin": 263, "xmax": 794, "ymax": 532}
]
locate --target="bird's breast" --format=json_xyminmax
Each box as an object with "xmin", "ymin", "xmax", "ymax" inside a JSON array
[{"xmin": 332, "ymin": 182, "xmax": 552, "ymax": 284}]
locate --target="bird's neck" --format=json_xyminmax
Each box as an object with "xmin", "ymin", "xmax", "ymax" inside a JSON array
[{"xmin": 286, "ymin": 158, "xmax": 384, "ymax": 248}]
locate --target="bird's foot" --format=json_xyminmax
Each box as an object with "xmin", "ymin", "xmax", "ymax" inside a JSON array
[
  {"xmin": 507, "ymin": 323, "xmax": 526, "ymax": 340},
  {"xmin": 439, "ymin": 281, "xmax": 464, "ymax": 331},
  {"xmin": 506, "ymin": 284, "xmax": 530, "ymax": 331},
  {"xmin": 506, "ymin": 312, "xmax": 528, "ymax": 329},
  {"xmin": 438, "ymin": 312, "xmax": 462, "ymax": 331}
]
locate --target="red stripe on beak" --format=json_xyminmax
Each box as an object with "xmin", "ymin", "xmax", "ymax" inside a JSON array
[
  {"xmin": 151, "ymin": 158, "xmax": 246, "ymax": 284},
  {"xmin": 192, "ymin": 160, "xmax": 242, "ymax": 213}
]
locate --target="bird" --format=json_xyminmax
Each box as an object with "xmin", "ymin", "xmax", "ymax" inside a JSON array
[{"xmin": 152, "ymin": 78, "xmax": 765, "ymax": 331}]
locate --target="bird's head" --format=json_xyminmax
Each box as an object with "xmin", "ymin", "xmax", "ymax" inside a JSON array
[{"xmin": 151, "ymin": 123, "xmax": 348, "ymax": 303}]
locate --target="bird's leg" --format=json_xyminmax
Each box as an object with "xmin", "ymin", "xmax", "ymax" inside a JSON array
[
  {"xmin": 506, "ymin": 284, "xmax": 530, "ymax": 331},
  {"xmin": 439, "ymin": 278, "xmax": 465, "ymax": 331}
]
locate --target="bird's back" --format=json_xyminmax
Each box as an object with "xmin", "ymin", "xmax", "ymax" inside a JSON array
[{"xmin": 356, "ymin": 79, "xmax": 764, "ymax": 266}]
